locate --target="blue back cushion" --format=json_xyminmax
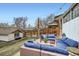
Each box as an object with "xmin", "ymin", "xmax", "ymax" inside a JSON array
[
  {"xmin": 63, "ymin": 38, "xmax": 78, "ymax": 48},
  {"xmin": 56, "ymin": 40, "xmax": 68, "ymax": 49},
  {"xmin": 47, "ymin": 34, "xmax": 56, "ymax": 40},
  {"xmin": 47, "ymin": 34, "xmax": 56, "ymax": 38},
  {"xmin": 41, "ymin": 34, "xmax": 56, "ymax": 39}
]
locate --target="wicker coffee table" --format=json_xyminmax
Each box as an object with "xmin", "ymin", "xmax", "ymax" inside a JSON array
[{"xmin": 67, "ymin": 47, "xmax": 79, "ymax": 56}]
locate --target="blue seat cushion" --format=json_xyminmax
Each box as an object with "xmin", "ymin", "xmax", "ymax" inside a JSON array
[
  {"xmin": 56, "ymin": 40, "xmax": 68, "ymax": 49},
  {"xmin": 62, "ymin": 38, "xmax": 78, "ymax": 48},
  {"xmin": 41, "ymin": 44, "xmax": 69, "ymax": 55}
]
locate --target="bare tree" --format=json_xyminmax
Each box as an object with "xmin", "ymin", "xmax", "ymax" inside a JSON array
[
  {"xmin": 35, "ymin": 18, "xmax": 42, "ymax": 38},
  {"xmin": 14, "ymin": 17, "xmax": 27, "ymax": 29},
  {"xmin": 41, "ymin": 14, "xmax": 55, "ymax": 28},
  {"xmin": 42, "ymin": 19, "xmax": 48, "ymax": 28},
  {"xmin": 46, "ymin": 14, "xmax": 55, "ymax": 24},
  {"xmin": 0, "ymin": 23, "xmax": 9, "ymax": 27},
  {"xmin": 27, "ymin": 24, "xmax": 32, "ymax": 29},
  {"xmin": 35, "ymin": 18, "xmax": 43, "ymax": 29}
]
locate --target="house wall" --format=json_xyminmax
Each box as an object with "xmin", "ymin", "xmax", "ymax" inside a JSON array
[
  {"xmin": 0, "ymin": 34, "xmax": 14, "ymax": 41},
  {"xmin": 63, "ymin": 17, "xmax": 79, "ymax": 42},
  {"xmin": 8, "ymin": 33, "xmax": 23, "ymax": 41},
  {"xmin": 19, "ymin": 33, "xmax": 23, "ymax": 38},
  {"xmin": 26, "ymin": 30, "xmax": 38, "ymax": 37},
  {"xmin": 0, "ymin": 35, "xmax": 8, "ymax": 41},
  {"xmin": 8, "ymin": 33, "xmax": 14, "ymax": 41}
]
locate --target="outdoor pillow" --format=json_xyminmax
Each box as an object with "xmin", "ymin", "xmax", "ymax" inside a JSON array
[
  {"xmin": 24, "ymin": 42, "xmax": 41, "ymax": 49},
  {"xmin": 63, "ymin": 38, "xmax": 78, "ymax": 48}
]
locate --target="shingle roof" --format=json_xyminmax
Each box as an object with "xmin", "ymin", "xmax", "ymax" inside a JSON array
[{"xmin": 0, "ymin": 27, "xmax": 18, "ymax": 35}]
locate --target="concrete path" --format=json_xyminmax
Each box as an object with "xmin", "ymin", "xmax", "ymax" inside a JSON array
[{"xmin": 0, "ymin": 39, "xmax": 27, "ymax": 56}]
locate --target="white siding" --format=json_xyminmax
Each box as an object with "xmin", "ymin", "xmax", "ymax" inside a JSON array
[
  {"xmin": 0, "ymin": 34, "xmax": 14, "ymax": 42},
  {"xmin": 0, "ymin": 32, "xmax": 23, "ymax": 42},
  {"xmin": 0, "ymin": 35, "xmax": 8, "ymax": 41},
  {"xmin": 63, "ymin": 17, "xmax": 79, "ymax": 42},
  {"xmin": 19, "ymin": 33, "xmax": 23, "ymax": 37},
  {"xmin": 8, "ymin": 33, "xmax": 14, "ymax": 41}
]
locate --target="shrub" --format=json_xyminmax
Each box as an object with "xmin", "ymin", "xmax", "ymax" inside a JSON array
[{"xmin": 44, "ymin": 38, "xmax": 48, "ymax": 43}]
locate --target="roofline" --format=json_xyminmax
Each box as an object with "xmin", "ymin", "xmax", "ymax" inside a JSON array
[
  {"xmin": 54, "ymin": 14, "xmax": 63, "ymax": 18},
  {"xmin": 0, "ymin": 27, "xmax": 24, "ymax": 35},
  {"xmin": 0, "ymin": 27, "xmax": 17, "ymax": 28},
  {"xmin": 63, "ymin": 3, "xmax": 77, "ymax": 17}
]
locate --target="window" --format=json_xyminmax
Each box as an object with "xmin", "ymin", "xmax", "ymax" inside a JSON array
[
  {"xmin": 72, "ymin": 4, "xmax": 79, "ymax": 19},
  {"xmin": 63, "ymin": 12, "xmax": 71, "ymax": 23},
  {"xmin": 63, "ymin": 4, "xmax": 79, "ymax": 23},
  {"xmin": 76, "ymin": 4, "xmax": 79, "ymax": 17},
  {"xmin": 73, "ymin": 6, "xmax": 77, "ymax": 18}
]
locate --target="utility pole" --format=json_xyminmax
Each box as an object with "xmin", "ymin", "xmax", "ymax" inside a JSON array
[
  {"xmin": 37, "ymin": 18, "xmax": 40, "ymax": 39},
  {"xmin": 37, "ymin": 17, "xmax": 42, "ymax": 56}
]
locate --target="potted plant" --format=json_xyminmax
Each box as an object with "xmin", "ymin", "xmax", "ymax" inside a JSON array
[{"xmin": 44, "ymin": 38, "xmax": 48, "ymax": 43}]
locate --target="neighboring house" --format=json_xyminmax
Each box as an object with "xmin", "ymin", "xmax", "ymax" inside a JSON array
[
  {"xmin": 25, "ymin": 28, "xmax": 38, "ymax": 38},
  {"xmin": 0, "ymin": 27, "xmax": 24, "ymax": 41},
  {"xmin": 62, "ymin": 3, "xmax": 79, "ymax": 42},
  {"xmin": 25, "ymin": 14, "xmax": 62, "ymax": 38},
  {"xmin": 40, "ymin": 14, "xmax": 62, "ymax": 38}
]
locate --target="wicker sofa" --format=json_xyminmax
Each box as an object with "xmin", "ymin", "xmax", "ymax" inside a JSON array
[
  {"xmin": 20, "ymin": 45, "xmax": 66, "ymax": 56},
  {"xmin": 20, "ymin": 35, "xmax": 79, "ymax": 56},
  {"xmin": 20, "ymin": 41, "xmax": 69, "ymax": 56}
]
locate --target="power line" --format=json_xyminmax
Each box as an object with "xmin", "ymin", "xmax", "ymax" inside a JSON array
[
  {"xmin": 56, "ymin": 3, "xmax": 66, "ymax": 15},
  {"xmin": 59, "ymin": 3, "xmax": 66, "ymax": 10}
]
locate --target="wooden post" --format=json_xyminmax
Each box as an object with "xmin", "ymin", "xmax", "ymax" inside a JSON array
[
  {"xmin": 36, "ymin": 18, "xmax": 41, "ymax": 39},
  {"xmin": 58, "ymin": 18, "xmax": 62, "ymax": 38}
]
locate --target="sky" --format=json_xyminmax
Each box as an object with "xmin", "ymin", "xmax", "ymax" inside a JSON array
[{"xmin": 0, "ymin": 3, "xmax": 72, "ymax": 27}]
